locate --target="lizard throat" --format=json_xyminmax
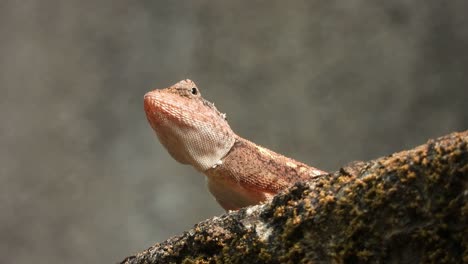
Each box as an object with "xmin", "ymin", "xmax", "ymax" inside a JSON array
[{"xmin": 144, "ymin": 93, "xmax": 236, "ymax": 171}]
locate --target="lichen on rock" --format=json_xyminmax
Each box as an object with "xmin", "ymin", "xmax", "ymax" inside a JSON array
[{"xmin": 121, "ymin": 131, "xmax": 468, "ymax": 264}]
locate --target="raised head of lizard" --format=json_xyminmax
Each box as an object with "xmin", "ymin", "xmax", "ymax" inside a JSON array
[
  {"xmin": 144, "ymin": 79, "xmax": 327, "ymax": 211},
  {"xmin": 144, "ymin": 79, "xmax": 236, "ymax": 172}
]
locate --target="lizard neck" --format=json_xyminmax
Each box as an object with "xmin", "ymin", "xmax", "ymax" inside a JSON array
[
  {"xmin": 203, "ymin": 135, "xmax": 326, "ymax": 210},
  {"xmin": 153, "ymin": 115, "xmax": 236, "ymax": 172}
]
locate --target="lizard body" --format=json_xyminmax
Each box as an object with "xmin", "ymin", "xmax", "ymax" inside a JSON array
[{"xmin": 144, "ymin": 79, "xmax": 326, "ymax": 210}]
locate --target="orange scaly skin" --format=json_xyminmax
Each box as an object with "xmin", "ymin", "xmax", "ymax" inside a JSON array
[{"xmin": 144, "ymin": 79, "xmax": 327, "ymax": 210}]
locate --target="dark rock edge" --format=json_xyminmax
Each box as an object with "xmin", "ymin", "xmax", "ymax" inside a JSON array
[{"xmin": 121, "ymin": 131, "xmax": 468, "ymax": 264}]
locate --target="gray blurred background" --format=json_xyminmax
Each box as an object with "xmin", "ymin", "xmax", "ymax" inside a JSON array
[{"xmin": 1, "ymin": 1, "xmax": 467, "ymax": 263}]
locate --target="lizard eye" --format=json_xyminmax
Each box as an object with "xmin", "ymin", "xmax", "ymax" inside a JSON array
[{"xmin": 191, "ymin": 87, "xmax": 198, "ymax": 95}]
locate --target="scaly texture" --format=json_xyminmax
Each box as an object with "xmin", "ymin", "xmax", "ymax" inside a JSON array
[{"xmin": 144, "ymin": 79, "xmax": 326, "ymax": 210}]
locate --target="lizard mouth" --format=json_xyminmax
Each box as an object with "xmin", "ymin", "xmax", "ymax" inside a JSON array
[
  {"xmin": 143, "ymin": 93, "xmax": 157, "ymax": 117},
  {"xmin": 143, "ymin": 92, "xmax": 159, "ymax": 107},
  {"xmin": 143, "ymin": 91, "xmax": 193, "ymax": 131},
  {"xmin": 143, "ymin": 92, "xmax": 170, "ymax": 129},
  {"xmin": 143, "ymin": 91, "xmax": 172, "ymax": 116}
]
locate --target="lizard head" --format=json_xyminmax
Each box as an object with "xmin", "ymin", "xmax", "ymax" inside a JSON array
[{"xmin": 144, "ymin": 79, "xmax": 236, "ymax": 171}]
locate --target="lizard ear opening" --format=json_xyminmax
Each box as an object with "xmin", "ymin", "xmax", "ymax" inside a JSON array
[{"xmin": 191, "ymin": 87, "xmax": 198, "ymax": 95}]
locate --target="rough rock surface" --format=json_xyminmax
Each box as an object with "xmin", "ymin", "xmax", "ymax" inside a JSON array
[{"xmin": 121, "ymin": 131, "xmax": 468, "ymax": 263}]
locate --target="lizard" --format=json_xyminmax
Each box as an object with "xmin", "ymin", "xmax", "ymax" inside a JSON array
[{"xmin": 144, "ymin": 79, "xmax": 327, "ymax": 211}]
